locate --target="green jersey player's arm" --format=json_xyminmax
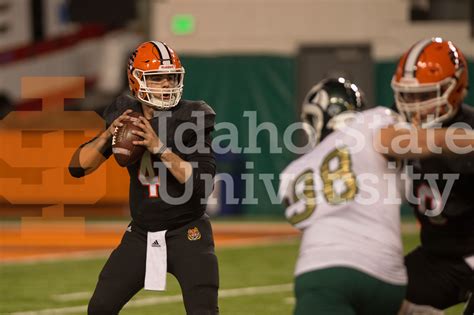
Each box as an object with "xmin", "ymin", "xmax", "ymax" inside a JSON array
[{"xmin": 375, "ymin": 124, "xmax": 474, "ymax": 159}]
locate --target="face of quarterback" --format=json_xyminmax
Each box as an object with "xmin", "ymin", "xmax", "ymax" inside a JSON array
[{"xmin": 145, "ymin": 73, "xmax": 180, "ymax": 103}]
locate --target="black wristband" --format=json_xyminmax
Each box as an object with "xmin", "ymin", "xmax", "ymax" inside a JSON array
[{"xmin": 153, "ymin": 145, "xmax": 168, "ymax": 159}]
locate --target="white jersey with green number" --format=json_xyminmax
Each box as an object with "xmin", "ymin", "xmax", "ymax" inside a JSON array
[{"xmin": 279, "ymin": 107, "xmax": 407, "ymax": 285}]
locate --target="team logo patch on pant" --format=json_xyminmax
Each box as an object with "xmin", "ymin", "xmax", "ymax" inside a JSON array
[{"xmin": 187, "ymin": 227, "xmax": 201, "ymax": 241}]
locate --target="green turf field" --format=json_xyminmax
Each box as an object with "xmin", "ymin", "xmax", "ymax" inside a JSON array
[{"xmin": 0, "ymin": 230, "xmax": 466, "ymax": 315}]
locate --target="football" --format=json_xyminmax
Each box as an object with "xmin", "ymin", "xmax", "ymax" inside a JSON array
[{"xmin": 112, "ymin": 111, "xmax": 146, "ymax": 167}]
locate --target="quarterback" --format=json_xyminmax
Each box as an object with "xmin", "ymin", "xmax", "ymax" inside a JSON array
[{"xmin": 69, "ymin": 41, "xmax": 219, "ymax": 315}]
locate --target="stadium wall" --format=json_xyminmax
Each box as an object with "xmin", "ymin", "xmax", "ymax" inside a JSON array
[
  {"xmin": 180, "ymin": 55, "xmax": 474, "ymax": 216},
  {"xmin": 151, "ymin": 0, "xmax": 474, "ymax": 59},
  {"xmin": 150, "ymin": 0, "xmax": 474, "ymax": 215}
]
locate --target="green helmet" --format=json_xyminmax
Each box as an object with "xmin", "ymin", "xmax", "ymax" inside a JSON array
[{"xmin": 301, "ymin": 77, "xmax": 367, "ymax": 147}]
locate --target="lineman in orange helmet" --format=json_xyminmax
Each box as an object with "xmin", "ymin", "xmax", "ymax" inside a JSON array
[{"xmin": 391, "ymin": 38, "xmax": 474, "ymax": 315}]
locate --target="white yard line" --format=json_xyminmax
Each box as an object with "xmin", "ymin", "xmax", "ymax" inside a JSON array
[
  {"xmin": 51, "ymin": 292, "xmax": 91, "ymax": 302},
  {"xmin": 12, "ymin": 283, "xmax": 293, "ymax": 315}
]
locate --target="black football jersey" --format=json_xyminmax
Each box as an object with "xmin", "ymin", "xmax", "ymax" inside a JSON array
[
  {"xmin": 408, "ymin": 104, "xmax": 474, "ymax": 257},
  {"xmin": 100, "ymin": 95, "xmax": 216, "ymax": 231}
]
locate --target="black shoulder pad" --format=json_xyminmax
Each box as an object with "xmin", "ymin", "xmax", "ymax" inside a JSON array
[
  {"xmin": 173, "ymin": 100, "xmax": 216, "ymax": 130},
  {"xmin": 102, "ymin": 94, "xmax": 142, "ymax": 128}
]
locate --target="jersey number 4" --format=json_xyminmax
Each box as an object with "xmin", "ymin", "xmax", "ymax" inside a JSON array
[
  {"xmin": 288, "ymin": 147, "xmax": 358, "ymax": 225},
  {"xmin": 138, "ymin": 151, "xmax": 160, "ymax": 198}
]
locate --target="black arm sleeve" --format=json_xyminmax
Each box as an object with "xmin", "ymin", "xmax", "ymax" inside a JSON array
[
  {"xmin": 68, "ymin": 135, "xmax": 112, "ymax": 178},
  {"xmin": 184, "ymin": 130, "xmax": 216, "ymax": 199},
  {"xmin": 69, "ymin": 95, "xmax": 140, "ymax": 178},
  {"xmin": 69, "ymin": 148, "xmax": 86, "ymax": 178}
]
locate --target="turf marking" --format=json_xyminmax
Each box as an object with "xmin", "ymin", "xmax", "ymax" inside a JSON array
[{"xmin": 12, "ymin": 283, "xmax": 293, "ymax": 315}]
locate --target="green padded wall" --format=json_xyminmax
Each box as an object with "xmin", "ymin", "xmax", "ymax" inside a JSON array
[
  {"xmin": 181, "ymin": 55, "xmax": 474, "ymax": 216},
  {"xmin": 181, "ymin": 56, "xmax": 297, "ymax": 215}
]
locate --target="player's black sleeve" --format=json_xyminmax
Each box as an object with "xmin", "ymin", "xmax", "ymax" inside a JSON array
[
  {"xmin": 69, "ymin": 95, "xmax": 141, "ymax": 178},
  {"xmin": 443, "ymin": 154, "xmax": 474, "ymax": 174},
  {"xmin": 68, "ymin": 135, "xmax": 112, "ymax": 178},
  {"xmin": 172, "ymin": 100, "xmax": 216, "ymax": 198},
  {"xmin": 184, "ymin": 129, "xmax": 216, "ymax": 199},
  {"xmin": 68, "ymin": 152, "xmax": 86, "ymax": 178}
]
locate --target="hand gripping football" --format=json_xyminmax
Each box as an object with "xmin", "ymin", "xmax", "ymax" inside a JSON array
[{"xmin": 112, "ymin": 112, "xmax": 146, "ymax": 167}]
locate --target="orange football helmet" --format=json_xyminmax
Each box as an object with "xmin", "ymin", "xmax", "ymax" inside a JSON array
[
  {"xmin": 127, "ymin": 41, "xmax": 185, "ymax": 109},
  {"xmin": 391, "ymin": 37, "xmax": 468, "ymax": 127}
]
